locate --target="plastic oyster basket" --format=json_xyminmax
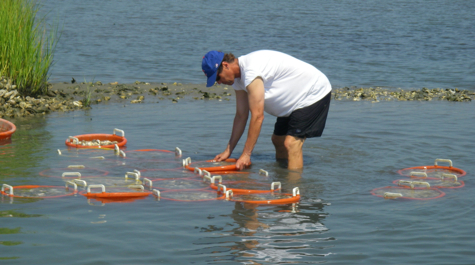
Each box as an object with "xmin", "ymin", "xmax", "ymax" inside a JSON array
[
  {"xmin": 39, "ymin": 165, "xmax": 109, "ymax": 179},
  {"xmin": 183, "ymin": 157, "xmax": 247, "ymax": 172},
  {"xmin": 140, "ymin": 168, "xmax": 198, "ymax": 181},
  {"xmin": 70, "ymin": 171, "xmax": 143, "ymax": 187},
  {"xmin": 223, "ymin": 187, "xmax": 301, "ymax": 205},
  {"xmin": 397, "ymin": 159, "xmax": 466, "ymax": 179},
  {"xmin": 393, "ymin": 174, "xmax": 464, "ymax": 189},
  {"xmin": 125, "ymin": 147, "xmax": 182, "ymax": 160},
  {"xmin": 0, "ymin": 118, "xmax": 16, "ymax": 141},
  {"xmin": 121, "ymin": 147, "xmax": 183, "ymax": 171},
  {"xmin": 152, "ymin": 189, "xmax": 226, "ymax": 202},
  {"xmin": 371, "ymin": 183, "xmax": 445, "ymax": 200},
  {"xmin": 56, "ymin": 147, "xmax": 117, "ymax": 159},
  {"xmin": 1, "ymin": 183, "xmax": 77, "ymax": 199},
  {"xmin": 210, "ymin": 174, "xmax": 281, "ymax": 194},
  {"xmin": 65, "ymin": 128, "xmax": 127, "ymax": 149},
  {"xmin": 150, "ymin": 177, "xmax": 211, "ymax": 192}
]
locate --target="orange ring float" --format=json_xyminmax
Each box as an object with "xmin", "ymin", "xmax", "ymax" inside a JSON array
[
  {"xmin": 79, "ymin": 184, "xmax": 151, "ymax": 200},
  {"xmin": 65, "ymin": 128, "xmax": 127, "ymax": 149},
  {"xmin": 1, "ymin": 184, "xmax": 77, "ymax": 198},
  {"xmin": 223, "ymin": 187, "xmax": 300, "ymax": 204},
  {"xmin": 184, "ymin": 158, "xmax": 249, "ymax": 172},
  {"xmin": 0, "ymin": 118, "xmax": 16, "ymax": 140},
  {"xmin": 397, "ymin": 159, "xmax": 466, "ymax": 178},
  {"xmin": 210, "ymin": 178, "xmax": 281, "ymax": 194}
]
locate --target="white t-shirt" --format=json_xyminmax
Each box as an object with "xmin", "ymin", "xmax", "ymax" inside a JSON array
[{"xmin": 232, "ymin": 50, "xmax": 332, "ymax": 117}]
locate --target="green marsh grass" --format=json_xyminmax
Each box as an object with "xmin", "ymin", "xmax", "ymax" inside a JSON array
[
  {"xmin": 0, "ymin": 0, "xmax": 59, "ymax": 96},
  {"xmin": 81, "ymin": 78, "xmax": 93, "ymax": 108}
]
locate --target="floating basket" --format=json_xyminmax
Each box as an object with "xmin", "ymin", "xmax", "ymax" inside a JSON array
[
  {"xmin": 397, "ymin": 159, "xmax": 466, "ymax": 179},
  {"xmin": 150, "ymin": 178, "xmax": 210, "ymax": 192},
  {"xmin": 210, "ymin": 177, "xmax": 281, "ymax": 194},
  {"xmin": 79, "ymin": 184, "xmax": 151, "ymax": 201},
  {"xmin": 393, "ymin": 174, "xmax": 464, "ymax": 189},
  {"xmin": 140, "ymin": 168, "xmax": 197, "ymax": 181},
  {"xmin": 70, "ymin": 171, "xmax": 142, "ymax": 187},
  {"xmin": 121, "ymin": 148, "xmax": 183, "ymax": 171},
  {"xmin": 65, "ymin": 128, "xmax": 127, "ymax": 149},
  {"xmin": 371, "ymin": 185, "xmax": 445, "ymax": 200},
  {"xmin": 39, "ymin": 166, "xmax": 109, "ymax": 179},
  {"xmin": 0, "ymin": 118, "xmax": 16, "ymax": 140},
  {"xmin": 183, "ymin": 157, "xmax": 248, "ymax": 172},
  {"xmin": 1, "ymin": 183, "xmax": 77, "ymax": 198},
  {"xmin": 125, "ymin": 147, "xmax": 182, "ymax": 160},
  {"xmin": 56, "ymin": 148, "xmax": 116, "ymax": 159},
  {"xmin": 224, "ymin": 187, "xmax": 301, "ymax": 205},
  {"xmin": 153, "ymin": 189, "xmax": 226, "ymax": 202},
  {"xmin": 209, "ymin": 169, "xmax": 270, "ymax": 182}
]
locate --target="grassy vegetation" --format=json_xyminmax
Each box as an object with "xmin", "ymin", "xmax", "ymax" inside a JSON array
[
  {"xmin": 81, "ymin": 78, "xmax": 94, "ymax": 108},
  {"xmin": 0, "ymin": 0, "xmax": 59, "ymax": 96}
]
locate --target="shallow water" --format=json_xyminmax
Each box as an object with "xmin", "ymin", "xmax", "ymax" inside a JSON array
[
  {"xmin": 40, "ymin": 0, "xmax": 475, "ymax": 90},
  {"xmin": 1, "ymin": 98, "xmax": 474, "ymax": 264}
]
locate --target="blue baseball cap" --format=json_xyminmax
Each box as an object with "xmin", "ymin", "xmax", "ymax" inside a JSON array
[{"xmin": 202, "ymin": 51, "xmax": 224, "ymax": 87}]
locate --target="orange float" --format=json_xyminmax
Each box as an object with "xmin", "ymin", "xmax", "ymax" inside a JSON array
[
  {"xmin": 223, "ymin": 187, "xmax": 301, "ymax": 205},
  {"xmin": 65, "ymin": 128, "xmax": 127, "ymax": 149},
  {"xmin": 397, "ymin": 159, "xmax": 466, "ymax": 178},
  {"xmin": 79, "ymin": 184, "xmax": 151, "ymax": 201},
  {"xmin": 209, "ymin": 176, "xmax": 281, "ymax": 194},
  {"xmin": 183, "ymin": 157, "xmax": 250, "ymax": 172},
  {"xmin": 1, "ymin": 183, "xmax": 77, "ymax": 198},
  {"xmin": 0, "ymin": 118, "xmax": 16, "ymax": 141}
]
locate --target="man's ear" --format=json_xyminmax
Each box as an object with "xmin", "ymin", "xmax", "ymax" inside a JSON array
[{"xmin": 222, "ymin": 61, "xmax": 229, "ymax": 69}]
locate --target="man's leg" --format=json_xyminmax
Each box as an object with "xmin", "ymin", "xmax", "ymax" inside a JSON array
[
  {"xmin": 272, "ymin": 134, "xmax": 306, "ymax": 169},
  {"xmin": 271, "ymin": 134, "xmax": 288, "ymax": 161},
  {"xmin": 284, "ymin": 135, "xmax": 305, "ymax": 169}
]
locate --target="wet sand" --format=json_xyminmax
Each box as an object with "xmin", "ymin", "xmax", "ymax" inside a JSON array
[
  {"xmin": 1, "ymin": 80, "xmax": 474, "ymax": 119},
  {"xmin": 49, "ymin": 81, "xmax": 235, "ymax": 104}
]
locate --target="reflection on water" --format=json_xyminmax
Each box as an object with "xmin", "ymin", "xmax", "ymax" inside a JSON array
[{"xmin": 226, "ymin": 202, "xmax": 330, "ymax": 263}]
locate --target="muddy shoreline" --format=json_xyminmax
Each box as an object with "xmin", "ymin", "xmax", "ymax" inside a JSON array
[{"xmin": 1, "ymin": 78, "xmax": 474, "ymax": 118}]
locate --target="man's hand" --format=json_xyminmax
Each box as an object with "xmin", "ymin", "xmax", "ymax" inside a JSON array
[
  {"xmin": 214, "ymin": 149, "xmax": 231, "ymax": 162},
  {"xmin": 236, "ymin": 153, "xmax": 251, "ymax": 170}
]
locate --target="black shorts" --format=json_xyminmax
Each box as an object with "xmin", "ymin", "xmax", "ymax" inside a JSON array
[{"xmin": 273, "ymin": 91, "xmax": 331, "ymax": 138}]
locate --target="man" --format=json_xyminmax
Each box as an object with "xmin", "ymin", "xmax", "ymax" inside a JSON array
[{"xmin": 202, "ymin": 50, "xmax": 331, "ymax": 170}]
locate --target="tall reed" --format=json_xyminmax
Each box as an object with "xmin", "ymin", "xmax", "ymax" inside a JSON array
[{"xmin": 0, "ymin": 0, "xmax": 59, "ymax": 96}]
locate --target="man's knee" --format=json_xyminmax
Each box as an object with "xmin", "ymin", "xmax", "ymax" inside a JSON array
[{"xmin": 283, "ymin": 136, "xmax": 305, "ymax": 152}]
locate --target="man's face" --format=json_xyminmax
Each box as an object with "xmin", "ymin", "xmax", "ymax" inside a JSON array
[{"xmin": 216, "ymin": 62, "xmax": 234, "ymax": 86}]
